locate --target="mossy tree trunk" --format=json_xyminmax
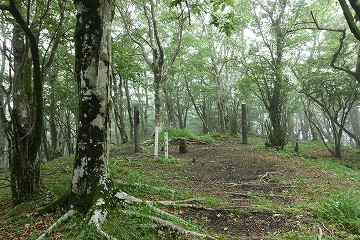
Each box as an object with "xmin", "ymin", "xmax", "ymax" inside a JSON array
[
  {"xmin": 0, "ymin": 26, "xmax": 6, "ymax": 168},
  {"xmin": 0, "ymin": 1, "xmax": 44, "ymax": 204},
  {"xmin": 69, "ymin": 0, "xmax": 114, "ymax": 212}
]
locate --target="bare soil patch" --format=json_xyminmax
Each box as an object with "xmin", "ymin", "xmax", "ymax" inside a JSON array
[{"xmin": 112, "ymin": 137, "xmax": 308, "ymax": 238}]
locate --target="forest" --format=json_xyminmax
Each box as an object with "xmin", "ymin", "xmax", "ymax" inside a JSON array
[{"xmin": 0, "ymin": 0, "xmax": 360, "ymax": 239}]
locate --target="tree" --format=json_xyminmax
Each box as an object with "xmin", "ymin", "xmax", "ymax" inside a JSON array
[
  {"xmin": 118, "ymin": 0, "xmax": 187, "ymax": 127},
  {"xmin": 299, "ymin": 71, "xmax": 359, "ymax": 158},
  {"xmin": 0, "ymin": 0, "xmax": 44, "ymax": 204},
  {"xmin": 0, "ymin": 0, "xmax": 74, "ymax": 203},
  {"xmin": 242, "ymin": 0, "xmax": 310, "ymax": 149},
  {"xmin": 69, "ymin": 0, "xmax": 114, "ymax": 212}
]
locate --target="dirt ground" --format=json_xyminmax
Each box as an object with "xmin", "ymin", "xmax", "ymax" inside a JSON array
[{"xmin": 113, "ymin": 137, "xmax": 309, "ymax": 239}]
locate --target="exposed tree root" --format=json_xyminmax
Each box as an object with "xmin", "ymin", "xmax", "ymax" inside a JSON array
[
  {"xmin": 115, "ymin": 191, "xmax": 192, "ymax": 225},
  {"xmin": 118, "ymin": 181, "xmax": 177, "ymax": 194},
  {"xmin": 36, "ymin": 209, "xmax": 77, "ymax": 240},
  {"xmin": 88, "ymin": 198, "xmax": 115, "ymax": 240},
  {"xmin": 37, "ymin": 189, "xmax": 216, "ymax": 239},
  {"xmin": 35, "ymin": 191, "xmax": 69, "ymax": 215},
  {"xmin": 85, "ymin": 191, "xmax": 217, "ymax": 239},
  {"xmin": 120, "ymin": 209, "xmax": 217, "ymax": 239}
]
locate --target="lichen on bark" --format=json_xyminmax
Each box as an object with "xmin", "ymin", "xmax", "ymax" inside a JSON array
[{"xmin": 70, "ymin": 0, "xmax": 113, "ymax": 212}]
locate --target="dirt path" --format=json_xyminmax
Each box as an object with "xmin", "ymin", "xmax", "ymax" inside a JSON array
[{"xmin": 113, "ymin": 138, "xmax": 305, "ymax": 238}]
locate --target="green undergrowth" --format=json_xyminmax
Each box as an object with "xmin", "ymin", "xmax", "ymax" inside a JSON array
[
  {"xmin": 314, "ymin": 190, "xmax": 360, "ymax": 235},
  {"xmin": 301, "ymin": 157, "xmax": 360, "ymax": 184},
  {"xmin": 41, "ymin": 155, "xmax": 74, "ymax": 194},
  {"xmin": 250, "ymin": 136, "xmax": 360, "ymax": 170},
  {"xmin": 143, "ymin": 127, "xmax": 216, "ymax": 145},
  {"xmin": 154, "ymin": 156, "xmax": 183, "ymax": 165},
  {"xmin": 102, "ymin": 204, "xmax": 204, "ymax": 240}
]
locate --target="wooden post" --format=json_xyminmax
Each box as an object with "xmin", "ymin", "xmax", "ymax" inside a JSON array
[
  {"xmin": 164, "ymin": 132, "xmax": 169, "ymax": 159},
  {"xmin": 134, "ymin": 106, "xmax": 140, "ymax": 153},
  {"xmin": 154, "ymin": 126, "xmax": 160, "ymax": 158},
  {"xmin": 179, "ymin": 138, "xmax": 188, "ymax": 154},
  {"xmin": 294, "ymin": 139, "xmax": 299, "ymax": 153},
  {"xmin": 241, "ymin": 103, "xmax": 248, "ymax": 144}
]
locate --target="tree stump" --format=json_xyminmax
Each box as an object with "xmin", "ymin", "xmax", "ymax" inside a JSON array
[{"xmin": 179, "ymin": 138, "xmax": 188, "ymax": 154}]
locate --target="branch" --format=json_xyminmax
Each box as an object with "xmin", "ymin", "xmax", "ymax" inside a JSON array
[
  {"xmin": 338, "ymin": 0, "xmax": 360, "ymax": 41},
  {"xmin": 292, "ymin": 11, "xmax": 359, "ymax": 80},
  {"xmin": 164, "ymin": 12, "xmax": 186, "ymax": 79},
  {"xmin": 150, "ymin": 1, "xmax": 164, "ymax": 68},
  {"xmin": 117, "ymin": 4, "xmax": 153, "ymax": 68}
]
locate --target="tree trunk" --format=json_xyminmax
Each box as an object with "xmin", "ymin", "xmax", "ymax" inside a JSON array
[
  {"xmin": 215, "ymin": 75, "xmax": 226, "ymax": 133},
  {"xmin": 184, "ymin": 77, "xmax": 209, "ymax": 133},
  {"xmin": 137, "ymin": 83, "xmax": 149, "ymax": 136},
  {"xmin": 301, "ymin": 114, "xmax": 310, "ymax": 140},
  {"xmin": 154, "ymin": 75, "xmax": 163, "ymax": 128},
  {"xmin": 124, "ymin": 78, "xmax": 134, "ymax": 140},
  {"xmin": 164, "ymin": 86, "xmax": 176, "ymax": 127},
  {"xmin": 9, "ymin": 18, "xmax": 43, "ymax": 204},
  {"xmin": 48, "ymin": 73, "xmax": 60, "ymax": 160},
  {"xmin": 0, "ymin": 26, "xmax": 6, "ymax": 168},
  {"xmin": 69, "ymin": 0, "xmax": 114, "ymax": 212},
  {"xmin": 349, "ymin": 107, "xmax": 360, "ymax": 147},
  {"xmin": 63, "ymin": 107, "xmax": 74, "ymax": 155},
  {"xmin": 113, "ymin": 73, "xmax": 129, "ymax": 144}
]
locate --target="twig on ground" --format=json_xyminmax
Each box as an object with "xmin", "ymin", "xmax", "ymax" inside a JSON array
[
  {"xmin": 259, "ymin": 172, "xmax": 276, "ymax": 181},
  {"xmin": 216, "ymin": 205, "xmax": 288, "ymax": 214},
  {"xmin": 317, "ymin": 226, "xmax": 323, "ymax": 240},
  {"xmin": 225, "ymin": 191, "xmax": 290, "ymax": 199},
  {"xmin": 321, "ymin": 222, "xmax": 333, "ymax": 237}
]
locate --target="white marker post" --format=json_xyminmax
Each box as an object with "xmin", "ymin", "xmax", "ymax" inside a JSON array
[
  {"xmin": 164, "ymin": 132, "xmax": 169, "ymax": 159},
  {"xmin": 154, "ymin": 126, "xmax": 160, "ymax": 158}
]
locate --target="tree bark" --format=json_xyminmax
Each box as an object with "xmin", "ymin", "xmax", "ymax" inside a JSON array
[
  {"xmin": 349, "ymin": 107, "xmax": 360, "ymax": 147},
  {"xmin": 124, "ymin": 78, "xmax": 134, "ymax": 140},
  {"xmin": 112, "ymin": 72, "xmax": 129, "ymax": 144},
  {"xmin": 48, "ymin": 72, "xmax": 60, "ymax": 160},
  {"xmin": 0, "ymin": 0, "xmax": 44, "ymax": 204},
  {"xmin": 0, "ymin": 25, "xmax": 6, "ymax": 168},
  {"xmin": 69, "ymin": 0, "xmax": 114, "ymax": 212}
]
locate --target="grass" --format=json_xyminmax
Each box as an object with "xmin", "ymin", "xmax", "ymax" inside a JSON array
[
  {"xmin": 103, "ymin": 203, "xmax": 204, "ymax": 240},
  {"xmin": 314, "ymin": 190, "xmax": 360, "ymax": 234}
]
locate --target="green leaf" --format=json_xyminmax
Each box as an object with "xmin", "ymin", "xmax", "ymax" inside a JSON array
[
  {"xmin": 221, "ymin": 3, "xmax": 226, "ymax": 12},
  {"xmin": 170, "ymin": 0, "xmax": 181, "ymax": 7}
]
